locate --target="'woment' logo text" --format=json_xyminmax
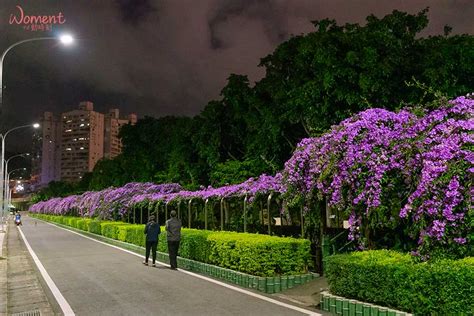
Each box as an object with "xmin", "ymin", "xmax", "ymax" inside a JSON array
[{"xmin": 9, "ymin": 5, "xmax": 66, "ymax": 32}]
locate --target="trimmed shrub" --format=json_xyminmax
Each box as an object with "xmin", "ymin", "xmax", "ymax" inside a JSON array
[
  {"xmin": 100, "ymin": 222, "xmax": 127, "ymax": 239},
  {"xmin": 207, "ymin": 232, "xmax": 311, "ymax": 276},
  {"xmin": 88, "ymin": 220, "xmax": 102, "ymax": 235},
  {"xmin": 68, "ymin": 217, "xmax": 78, "ymax": 228},
  {"xmin": 50, "ymin": 215, "xmax": 61, "ymax": 223},
  {"xmin": 157, "ymin": 232, "xmax": 167, "ymax": 252},
  {"xmin": 324, "ymin": 250, "xmax": 474, "ymax": 314},
  {"xmin": 117, "ymin": 224, "xmax": 146, "ymax": 246},
  {"xmin": 176, "ymin": 229, "xmax": 212, "ymax": 263},
  {"xmin": 76, "ymin": 219, "xmax": 91, "ymax": 231}
]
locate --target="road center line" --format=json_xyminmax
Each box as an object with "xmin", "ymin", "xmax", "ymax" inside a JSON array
[
  {"xmin": 39, "ymin": 219, "xmax": 321, "ymax": 316},
  {"xmin": 17, "ymin": 225, "xmax": 75, "ymax": 316}
]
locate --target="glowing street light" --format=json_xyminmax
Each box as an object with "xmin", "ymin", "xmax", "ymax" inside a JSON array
[
  {"xmin": 0, "ymin": 33, "xmax": 75, "ymax": 112},
  {"xmin": 0, "ymin": 33, "xmax": 74, "ymax": 230},
  {"xmin": 0, "ymin": 124, "xmax": 39, "ymax": 231},
  {"xmin": 5, "ymin": 167, "xmax": 27, "ymax": 212},
  {"xmin": 3, "ymin": 153, "xmax": 30, "ymax": 212},
  {"xmin": 59, "ymin": 34, "xmax": 74, "ymax": 45}
]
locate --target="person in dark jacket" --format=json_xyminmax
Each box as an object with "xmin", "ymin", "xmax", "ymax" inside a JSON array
[
  {"xmin": 165, "ymin": 210, "xmax": 182, "ymax": 270},
  {"xmin": 143, "ymin": 215, "xmax": 160, "ymax": 267}
]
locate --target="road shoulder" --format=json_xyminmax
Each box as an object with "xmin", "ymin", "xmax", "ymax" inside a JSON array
[
  {"xmin": 6, "ymin": 220, "xmax": 58, "ymax": 315},
  {"xmin": 0, "ymin": 224, "xmax": 6, "ymax": 315}
]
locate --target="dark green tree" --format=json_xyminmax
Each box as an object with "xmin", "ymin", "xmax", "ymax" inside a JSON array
[{"xmin": 34, "ymin": 9, "xmax": 474, "ymax": 197}]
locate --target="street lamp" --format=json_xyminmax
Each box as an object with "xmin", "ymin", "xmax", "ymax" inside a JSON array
[
  {"xmin": 0, "ymin": 124, "xmax": 38, "ymax": 231},
  {"xmin": 5, "ymin": 167, "xmax": 26, "ymax": 213},
  {"xmin": 59, "ymin": 34, "xmax": 74, "ymax": 45},
  {"xmin": 0, "ymin": 34, "xmax": 74, "ymax": 231},
  {"xmin": 3, "ymin": 153, "xmax": 30, "ymax": 211},
  {"xmin": 0, "ymin": 33, "xmax": 75, "ymax": 112}
]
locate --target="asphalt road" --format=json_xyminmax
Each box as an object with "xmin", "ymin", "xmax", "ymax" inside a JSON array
[{"xmin": 19, "ymin": 216, "xmax": 319, "ymax": 316}]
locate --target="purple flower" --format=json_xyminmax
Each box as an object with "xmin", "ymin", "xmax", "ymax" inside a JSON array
[
  {"xmin": 453, "ymin": 237, "xmax": 467, "ymax": 244},
  {"xmin": 30, "ymin": 96, "xmax": 474, "ymax": 258}
]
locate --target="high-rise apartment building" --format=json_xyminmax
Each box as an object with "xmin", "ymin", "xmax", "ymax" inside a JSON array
[
  {"xmin": 32, "ymin": 112, "xmax": 62, "ymax": 186},
  {"xmin": 32, "ymin": 101, "xmax": 136, "ymax": 185},
  {"xmin": 104, "ymin": 109, "xmax": 137, "ymax": 159},
  {"xmin": 60, "ymin": 101, "xmax": 104, "ymax": 182}
]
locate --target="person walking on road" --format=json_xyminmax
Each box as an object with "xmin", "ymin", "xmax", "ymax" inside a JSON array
[
  {"xmin": 166, "ymin": 210, "xmax": 181, "ymax": 270},
  {"xmin": 143, "ymin": 215, "xmax": 160, "ymax": 267},
  {"xmin": 15, "ymin": 211, "xmax": 22, "ymax": 226}
]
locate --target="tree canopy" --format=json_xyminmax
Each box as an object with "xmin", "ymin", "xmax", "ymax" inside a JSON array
[{"xmin": 34, "ymin": 9, "xmax": 474, "ymax": 200}]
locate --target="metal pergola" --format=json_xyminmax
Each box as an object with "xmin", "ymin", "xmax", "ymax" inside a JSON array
[{"xmin": 127, "ymin": 193, "xmax": 305, "ymax": 236}]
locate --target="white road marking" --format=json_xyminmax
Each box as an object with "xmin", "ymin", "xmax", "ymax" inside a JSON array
[
  {"xmin": 17, "ymin": 225, "xmax": 75, "ymax": 316},
  {"xmin": 38, "ymin": 219, "xmax": 321, "ymax": 316}
]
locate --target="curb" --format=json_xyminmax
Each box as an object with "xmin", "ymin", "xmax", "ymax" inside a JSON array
[
  {"xmin": 174, "ymin": 256, "xmax": 319, "ymax": 294},
  {"xmin": 320, "ymin": 291, "xmax": 412, "ymax": 316},
  {"xmin": 0, "ymin": 223, "xmax": 8, "ymax": 315}
]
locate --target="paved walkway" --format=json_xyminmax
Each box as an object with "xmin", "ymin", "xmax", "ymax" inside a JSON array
[
  {"xmin": 0, "ymin": 222, "xmax": 7, "ymax": 315},
  {"xmin": 4, "ymin": 219, "xmax": 56, "ymax": 315}
]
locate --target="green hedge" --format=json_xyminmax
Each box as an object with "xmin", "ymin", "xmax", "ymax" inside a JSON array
[
  {"xmin": 76, "ymin": 218, "xmax": 91, "ymax": 231},
  {"xmin": 100, "ymin": 222, "xmax": 128, "ymax": 239},
  {"xmin": 88, "ymin": 220, "xmax": 102, "ymax": 235},
  {"xmin": 67, "ymin": 217, "xmax": 78, "ymax": 228},
  {"xmin": 324, "ymin": 250, "xmax": 474, "ymax": 314},
  {"xmin": 175, "ymin": 229, "xmax": 212, "ymax": 263},
  {"xmin": 208, "ymin": 232, "xmax": 311, "ymax": 276},
  {"xmin": 117, "ymin": 224, "xmax": 147, "ymax": 246},
  {"xmin": 31, "ymin": 214, "xmax": 311, "ymax": 277}
]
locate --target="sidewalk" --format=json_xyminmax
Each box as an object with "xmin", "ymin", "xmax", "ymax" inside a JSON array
[
  {"xmin": 0, "ymin": 223, "xmax": 7, "ymax": 315},
  {"xmin": 2, "ymin": 220, "xmax": 56, "ymax": 315}
]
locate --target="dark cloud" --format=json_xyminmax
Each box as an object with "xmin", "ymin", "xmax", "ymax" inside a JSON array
[
  {"xmin": 115, "ymin": 0, "xmax": 158, "ymax": 25},
  {"xmin": 0, "ymin": 0, "xmax": 473, "ymax": 152},
  {"xmin": 208, "ymin": 0, "xmax": 288, "ymax": 49}
]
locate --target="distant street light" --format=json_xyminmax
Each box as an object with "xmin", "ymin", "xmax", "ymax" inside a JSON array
[
  {"xmin": 5, "ymin": 167, "xmax": 27, "ymax": 212},
  {"xmin": 0, "ymin": 124, "xmax": 38, "ymax": 231},
  {"xmin": 3, "ymin": 153, "xmax": 30, "ymax": 211}
]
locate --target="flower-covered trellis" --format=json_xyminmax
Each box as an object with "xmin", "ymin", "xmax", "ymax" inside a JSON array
[
  {"xmin": 282, "ymin": 96, "xmax": 473, "ymax": 257},
  {"xmin": 30, "ymin": 96, "xmax": 473, "ymax": 258}
]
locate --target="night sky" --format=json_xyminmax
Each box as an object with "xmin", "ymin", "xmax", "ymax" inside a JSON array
[{"xmin": 0, "ymin": 0, "xmax": 473, "ymax": 152}]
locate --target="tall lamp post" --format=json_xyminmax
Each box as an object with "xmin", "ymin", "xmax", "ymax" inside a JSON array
[
  {"xmin": 0, "ymin": 125, "xmax": 38, "ymax": 231},
  {"xmin": 0, "ymin": 34, "xmax": 74, "ymax": 112},
  {"xmin": 0, "ymin": 34, "xmax": 73, "ymax": 231},
  {"xmin": 3, "ymin": 153, "xmax": 29, "ymax": 211},
  {"xmin": 5, "ymin": 167, "xmax": 26, "ymax": 213}
]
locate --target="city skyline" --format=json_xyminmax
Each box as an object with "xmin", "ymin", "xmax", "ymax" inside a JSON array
[{"xmin": 32, "ymin": 101, "xmax": 136, "ymax": 185}]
